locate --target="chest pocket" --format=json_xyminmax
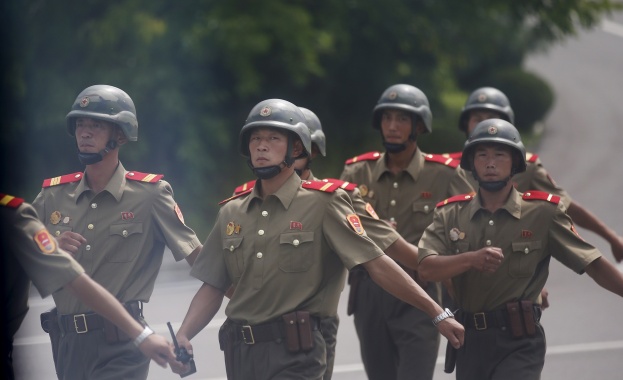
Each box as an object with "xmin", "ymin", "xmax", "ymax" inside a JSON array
[
  {"xmin": 412, "ymin": 200, "xmax": 436, "ymax": 232},
  {"xmin": 222, "ymin": 237, "xmax": 244, "ymax": 278},
  {"xmin": 279, "ymin": 231, "xmax": 314, "ymax": 273},
  {"xmin": 106, "ymin": 223, "xmax": 143, "ymax": 263},
  {"xmin": 452, "ymin": 242, "xmax": 470, "ymax": 255},
  {"xmin": 47, "ymin": 225, "xmax": 73, "ymax": 238},
  {"xmin": 509, "ymin": 241, "xmax": 542, "ymax": 278}
]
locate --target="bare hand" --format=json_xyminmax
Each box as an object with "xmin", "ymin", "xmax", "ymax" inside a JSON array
[
  {"xmin": 610, "ymin": 235, "xmax": 623, "ymax": 263},
  {"xmin": 436, "ymin": 318, "xmax": 465, "ymax": 349},
  {"xmin": 57, "ymin": 231, "xmax": 87, "ymax": 256},
  {"xmin": 169, "ymin": 335, "xmax": 194, "ymax": 375},
  {"xmin": 138, "ymin": 334, "xmax": 176, "ymax": 368},
  {"xmin": 540, "ymin": 288, "xmax": 550, "ymax": 310},
  {"xmin": 473, "ymin": 247, "xmax": 504, "ymax": 273}
]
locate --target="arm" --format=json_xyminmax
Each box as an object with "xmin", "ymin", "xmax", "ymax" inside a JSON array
[
  {"xmin": 362, "ymin": 255, "xmax": 464, "ymax": 348},
  {"xmin": 170, "ymin": 282, "xmax": 224, "ymax": 374},
  {"xmin": 418, "ymin": 246, "xmax": 504, "ymax": 282},
  {"xmin": 184, "ymin": 245, "xmax": 202, "ymax": 266},
  {"xmin": 64, "ymin": 274, "xmax": 176, "ymax": 367},
  {"xmin": 384, "ymin": 237, "xmax": 419, "ymax": 270},
  {"xmin": 567, "ymin": 201, "xmax": 623, "ymax": 262},
  {"xmin": 584, "ymin": 257, "xmax": 623, "ymax": 297}
]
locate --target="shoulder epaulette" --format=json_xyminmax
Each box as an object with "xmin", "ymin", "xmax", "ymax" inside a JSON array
[
  {"xmin": 219, "ymin": 188, "xmax": 252, "ymax": 205},
  {"xmin": 526, "ymin": 152, "xmax": 539, "ymax": 163},
  {"xmin": 436, "ymin": 194, "xmax": 474, "ymax": 208},
  {"xmin": 425, "ymin": 153, "xmax": 460, "ymax": 169},
  {"xmin": 441, "ymin": 152, "xmax": 463, "ymax": 160},
  {"xmin": 234, "ymin": 180, "xmax": 256, "ymax": 195},
  {"xmin": 302, "ymin": 180, "xmax": 341, "ymax": 193},
  {"xmin": 125, "ymin": 171, "xmax": 164, "ymax": 183},
  {"xmin": 345, "ymin": 151, "xmax": 381, "ymax": 165},
  {"xmin": 321, "ymin": 178, "xmax": 358, "ymax": 192},
  {"xmin": 0, "ymin": 193, "xmax": 25, "ymax": 208},
  {"xmin": 522, "ymin": 190, "xmax": 560, "ymax": 204},
  {"xmin": 42, "ymin": 172, "xmax": 83, "ymax": 188}
]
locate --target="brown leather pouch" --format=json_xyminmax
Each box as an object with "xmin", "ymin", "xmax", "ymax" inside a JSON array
[
  {"xmin": 521, "ymin": 300, "xmax": 536, "ymax": 336},
  {"xmin": 282, "ymin": 312, "xmax": 301, "ymax": 353},
  {"xmin": 506, "ymin": 301, "xmax": 525, "ymax": 338},
  {"xmin": 296, "ymin": 311, "xmax": 314, "ymax": 352}
]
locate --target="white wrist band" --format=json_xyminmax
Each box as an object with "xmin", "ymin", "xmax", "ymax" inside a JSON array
[{"xmin": 133, "ymin": 326, "xmax": 154, "ymax": 347}]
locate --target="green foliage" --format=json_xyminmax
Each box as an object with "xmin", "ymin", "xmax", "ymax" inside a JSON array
[{"xmin": 3, "ymin": 0, "xmax": 621, "ymax": 236}]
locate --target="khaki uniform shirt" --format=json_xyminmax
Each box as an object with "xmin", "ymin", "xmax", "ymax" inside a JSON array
[
  {"xmin": 191, "ymin": 172, "xmax": 384, "ymax": 325},
  {"xmin": 32, "ymin": 163, "xmax": 201, "ymax": 314},
  {"xmin": 340, "ymin": 148, "xmax": 474, "ymax": 245},
  {"xmin": 418, "ymin": 188, "xmax": 601, "ymax": 313},
  {"xmin": 2, "ymin": 198, "xmax": 83, "ymax": 338}
]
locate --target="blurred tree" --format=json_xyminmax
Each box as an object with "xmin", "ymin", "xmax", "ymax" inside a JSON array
[{"xmin": 3, "ymin": 0, "xmax": 621, "ymax": 235}]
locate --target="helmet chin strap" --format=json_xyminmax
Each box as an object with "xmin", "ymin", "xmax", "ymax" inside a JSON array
[
  {"xmin": 78, "ymin": 140, "xmax": 118, "ymax": 165},
  {"xmin": 472, "ymin": 171, "xmax": 512, "ymax": 192},
  {"xmin": 248, "ymin": 138, "xmax": 296, "ymax": 180},
  {"xmin": 382, "ymin": 131, "xmax": 416, "ymax": 153}
]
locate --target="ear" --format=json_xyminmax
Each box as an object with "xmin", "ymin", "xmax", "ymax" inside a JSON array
[
  {"xmin": 292, "ymin": 139, "xmax": 304, "ymax": 157},
  {"xmin": 115, "ymin": 127, "xmax": 128, "ymax": 146},
  {"xmin": 415, "ymin": 121, "xmax": 427, "ymax": 135}
]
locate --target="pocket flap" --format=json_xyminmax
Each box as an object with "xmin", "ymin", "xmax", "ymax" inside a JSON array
[
  {"xmin": 109, "ymin": 223, "xmax": 143, "ymax": 238},
  {"xmin": 512, "ymin": 240, "xmax": 541, "ymax": 254},
  {"xmin": 223, "ymin": 237, "xmax": 244, "ymax": 252},
  {"xmin": 280, "ymin": 231, "xmax": 314, "ymax": 246}
]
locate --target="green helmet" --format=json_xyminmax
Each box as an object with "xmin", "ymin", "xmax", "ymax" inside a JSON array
[
  {"xmin": 299, "ymin": 107, "xmax": 326, "ymax": 157},
  {"xmin": 460, "ymin": 118, "xmax": 526, "ymax": 174},
  {"xmin": 239, "ymin": 99, "xmax": 312, "ymax": 158},
  {"xmin": 459, "ymin": 87, "xmax": 514, "ymax": 133},
  {"xmin": 372, "ymin": 84, "xmax": 432, "ymax": 135},
  {"xmin": 66, "ymin": 85, "xmax": 138, "ymax": 141}
]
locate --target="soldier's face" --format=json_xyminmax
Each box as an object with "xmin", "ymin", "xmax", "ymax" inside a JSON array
[
  {"xmin": 381, "ymin": 109, "xmax": 412, "ymax": 143},
  {"xmin": 249, "ymin": 128, "xmax": 290, "ymax": 167},
  {"xmin": 467, "ymin": 110, "xmax": 504, "ymax": 136},
  {"xmin": 472, "ymin": 144, "xmax": 513, "ymax": 180},
  {"xmin": 75, "ymin": 117, "xmax": 116, "ymax": 153}
]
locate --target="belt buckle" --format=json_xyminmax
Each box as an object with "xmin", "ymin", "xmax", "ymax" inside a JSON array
[
  {"xmin": 241, "ymin": 325, "xmax": 255, "ymax": 344},
  {"xmin": 473, "ymin": 312, "xmax": 487, "ymax": 330},
  {"xmin": 74, "ymin": 314, "xmax": 88, "ymax": 333}
]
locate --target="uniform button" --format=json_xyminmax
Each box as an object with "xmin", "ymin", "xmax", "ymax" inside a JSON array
[
  {"xmin": 256, "ymin": 252, "xmax": 263, "ymax": 259},
  {"xmin": 524, "ymin": 247, "xmax": 530, "ymax": 254},
  {"xmin": 293, "ymin": 239, "xmax": 300, "ymax": 247},
  {"xmin": 393, "ymin": 182, "xmax": 399, "ymax": 188},
  {"xmin": 261, "ymin": 211, "xmax": 268, "ymax": 217},
  {"xmin": 55, "ymin": 231, "xmax": 60, "ymax": 236},
  {"xmin": 489, "ymin": 220, "xmax": 494, "ymax": 226},
  {"xmin": 485, "ymin": 240, "xmax": 492, "ymax": 246},
  {"xmin": 85, "ymin": 245, "xmax": 91, "ymax": 251},
  {"xmin": 424, "ymin": 205, "xmax": 430, "ymax": 212},
  {"xmin": 258, "ymin": 230, "xmax": 265, "ymax": 236},
  {"xmin": 122, "ymin": 230, "xmax": 128, "ymax": 237},
  {"xmin": 229, "ymin": 245, "xmax": 234, "ymax": 252},
  {"xmin": 390, "ymin": 200, "xmax": 396, "ymax": 206},
  {"xmin": 88, "ymin": 224, "xmax": 94, "ymax": 230},
  {"xmin": 91, "ymin": 203, "xmax": 97, "ymax": 209}
]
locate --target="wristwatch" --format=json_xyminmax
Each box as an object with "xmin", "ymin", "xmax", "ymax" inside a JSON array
[
  {"xmin": 133, "ymin": 326, "xmax": 154, "ymax": 347},
  {"xmin": 432, "ymin": 308, "xmax": 455, "ymax": 326}
]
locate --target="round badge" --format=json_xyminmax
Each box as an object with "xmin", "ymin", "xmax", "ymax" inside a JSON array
[
  {"xmin": 260, "ymin": 106, "xmax": 272, "ymax": 117},
  {"xmin": 50, "ymin": 211, "xmax": 62, "ymax": 225},
  {"xmin": 388, "ymin": 91, "xmax": 398, "ymax": 100},
  {"xmin": 359, "ymin": 184, "xmax": 368, "ymax": 197},
  {"xmin": 449, "ymin": 228, "xmax": 460, "ymax": 242},
  {"xmin": 477, "ymin": 93, "xmax": 487, "ymax": 102},
  {"xmin": 226, "ymin": 222, "xmax": 235, "ymax": 236},
  {"xmin": 79, "ymin": 96, "xmax": 90, "ymax": 107},
  {"xmin": 488, "ymin": 126, "xmax": 498, "ymax": 135}
]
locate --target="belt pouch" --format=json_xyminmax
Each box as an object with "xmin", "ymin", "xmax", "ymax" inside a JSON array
[
  {"xmin": 40, "ymin": 308, "xmax": 61, "ymax": 366},
  {"xmin": 521, "ymin": 300, "xmax": 536, "ymax": 336},
  {"xmin": 346, "ymin": 272, "xmax": 359, "ymax": 316},
  {"xmin": 282, "ymin": 312, "xmax": 301, "ymax": 353},
  {"xmin": 296, "ymin": 311, "xmax": 314, "ymax": 352},
  {"xmin": 444, "ymin": 340, "xmax": 457, "ymax": 373},
  {"xmin": 219, "ymin": 323, "xmax": 235, "ymax": 379},
  {"xmin": 506, "ymin": 302, "xmax": 525, "ymax": 338}
]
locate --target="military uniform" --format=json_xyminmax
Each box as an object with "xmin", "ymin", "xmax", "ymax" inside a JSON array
[
  {"xmin": 193, "ymin": 172, "xmax": 385, "ymax": 379},
  {"xmin": 339, "ymin": 149, "xmax": 474, "ymax": 380},
  {"xmin": 418, "ymin": 189, "xmax": 601, "ymax": 379},
  {"xmin": 2, "ymin": 195, "xmax": 84, "ymax": 380},
  {"xmin": 32, "ymin": 163, "xmax": 201, "ymax": 380}
]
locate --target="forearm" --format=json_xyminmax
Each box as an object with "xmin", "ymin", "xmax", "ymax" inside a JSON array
[
  {"xmin": 567, "ymin": 202, "xmax": 617, "ymax": 243},
  {"xmin": 177, "ymin": 282, "xmax": 224, "ymax": 341},
  {"xmin": 65, "ymin": 274, "xmax": 145, "ymax": 339},
  {"xmin": 585, "ymin": 257, "xmax": 623, "ymax": 298},
  {"xmin": 384, "ymin": 237, "xmax": 419, "ymax": 270},
  {"xmin": 418, "ymin": 253, "xmax": 474, "ymax": 282},
  {"xmin": 363, "ymin": 255, "xmax": 443, "ymax": 318}
]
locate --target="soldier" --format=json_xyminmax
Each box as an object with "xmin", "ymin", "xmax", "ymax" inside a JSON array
[
  {"xmin": 339, "ymin": 84, "xmax": 474, "ymax": 380},
  {"xmin": 1, "ymin": 194, "xmax": 176, "ymax": 380},
  {"xmin": 32, "ymin": 85, "xmax": 202, "ymax": 380},
  {"xmin": 417, "ymin": 118, "xmax": 623, "ymax": 379},
  {"xmin": 450, "ymin": 87, "xmax": 623, "ymax": 263},
  {"xmin": 169, "ymin": 98, "xmax": 464, "ymax": 379}
]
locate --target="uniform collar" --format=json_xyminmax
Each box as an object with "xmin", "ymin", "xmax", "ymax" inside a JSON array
[
  {"xmin": 469, "ymin": 187, "xmax": 522, "ymax": 220},
  {"xmin": 372, "ymin": 147, "xmax": 424, "ymax": 182},
  {"xmin": 74, "ymin": 162, "xmax": 126, "ymax": 203},
  {"xmin": 243, "ymin": 172, "xmax": 301, "ymax": 211}
]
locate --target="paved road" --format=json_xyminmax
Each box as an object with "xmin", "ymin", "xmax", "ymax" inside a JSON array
[{"xmin": 12, "ymin": 13, "xmax": 623, "ymax": 380}]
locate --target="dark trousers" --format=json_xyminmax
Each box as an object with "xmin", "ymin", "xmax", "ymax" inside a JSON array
[
  {"xmin": 456, "ymin": 323, "xmax": 546, "ymax": 380},
  {"xmin": 353, "ymin": 277, "xmax": 440, "ymax": 380},
  {"xmin": 321, "ymin": 316, "xmax": 339, "ymax": 380}
]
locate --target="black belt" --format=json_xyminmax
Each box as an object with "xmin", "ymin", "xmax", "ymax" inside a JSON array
[
  {"xmin": 228, "ymin": 317, "xmax": 320, "ymax": 345},
  {"xmin": 59, "ymin": 301, "xmax": 142, "ymax": 334},
  {"xmin": 460, "ymin": 305, "xmax": 541, "ymax": 331}
]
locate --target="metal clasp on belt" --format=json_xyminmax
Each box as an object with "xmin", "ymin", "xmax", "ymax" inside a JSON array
[
  {"xmin": 74, "ymin": 314, "xmax": 88, "ymax": 333},
  {"xmin": 241, "ymin": 325, "xmax": 255, "ymax": 344},
  {"xmin": 473, "ymin": 312, "xmax": 487, "ymax": 330}
]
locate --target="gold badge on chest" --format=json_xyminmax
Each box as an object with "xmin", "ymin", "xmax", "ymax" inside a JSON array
[{"xmin": 50, "ymin": 211, "xmax": 62, "ymax": 225}]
